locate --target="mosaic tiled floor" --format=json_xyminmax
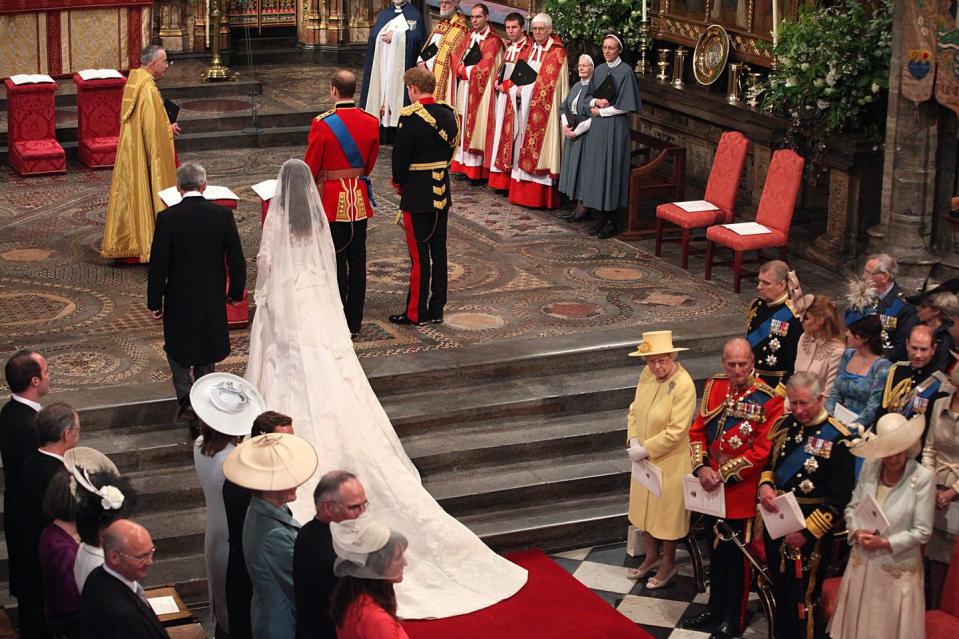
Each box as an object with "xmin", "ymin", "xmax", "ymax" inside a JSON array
[
  {"xmin": 550, "ymin": 542, "xmax": 769, "ymax": 639},
  {"xmin": 0, "ymin": 139, "xmax": 763, "ymax": 399}
]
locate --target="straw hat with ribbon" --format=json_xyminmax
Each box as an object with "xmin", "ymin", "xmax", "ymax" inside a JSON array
[
  {"xmin": 629, "ymin": 330, "xmax": 689, "ymax": 358},
  {"xmin": 222, "ymin": 432, "xmax": 318, "ymax": 491},
  {"xmin": 850, "ymin": 413, "xmax": 924, "ymax": 459},
  {"xmin": 190, "ymin": 372, "xmax": 266, "ymax": 437}
]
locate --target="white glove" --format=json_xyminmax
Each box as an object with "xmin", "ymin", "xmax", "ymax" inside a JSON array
[{"xmin": 627, "ymin": 438, "xmax": 648, "ymax": 462}]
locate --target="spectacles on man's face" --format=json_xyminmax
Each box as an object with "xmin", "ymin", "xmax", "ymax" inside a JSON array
[
  {"xmin": 116, "ymin": 546, "xmax": 157, "ymax": 563},
  {"xmin": 335, "ymin": 499, "xmax": 369, "ymax": 514}
]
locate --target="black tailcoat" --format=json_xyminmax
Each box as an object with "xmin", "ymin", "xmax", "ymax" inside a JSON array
[
  {"xmin": 147, "ymin": 196, "xmax": 246, "ymax": 366},
  {"xmin": 0, "ymin": 398, "xmax": 38, "ymax": 595},
  {"xmin": 78, "ymin": 567, "xmax": 170, "ymax": 639}
]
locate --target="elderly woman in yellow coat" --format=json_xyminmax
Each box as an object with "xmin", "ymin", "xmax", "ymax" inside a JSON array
[{"xmin": 626, "ymin": 331, "xmax": 696, "ymax": 589}]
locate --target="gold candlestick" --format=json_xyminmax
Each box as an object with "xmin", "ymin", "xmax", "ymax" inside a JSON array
[
  {"xmin": 634, "ymin": 19, "xmax": 652, "ymax": 75},
  {"xmin": 203, "ymin": 0, "xmax": 238, "ymax": 82},
  {"xmin": 745, "ymin": 72, "xmax": 765, "ymax": 108}
]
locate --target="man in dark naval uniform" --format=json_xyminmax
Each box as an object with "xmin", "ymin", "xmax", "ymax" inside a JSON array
[
  {"xmin": 682, "ymin": 338, "xmax": 785, "ymax": 639},
  {"xmin": 855, "ymin": 253, "xmax": 918, "ymax": 362},
  {"xmin": 389, "ymin": 66, "xmax": 459, "ymax": 326},
  {"xmin": 304, "ymin": 69, "xmax": 380, "ymax": 339},
  {"xmin": 759, "ymin": 372, "xmax": 856, "ymax": 639},
  {"xmin": 878, "ymin": 324, "xmax": 949, "ymax": 420},
  {"xmin": 746, "ymin": 260, "xmax": 803, "ymax": 392}
]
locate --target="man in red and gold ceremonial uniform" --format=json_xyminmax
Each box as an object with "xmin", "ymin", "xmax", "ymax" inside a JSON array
[
  {"xmin": 416, "ymin": 0, "xmax": 469, "ymax": 103},
  {"xmin": 683, "ymin": 337, "xmax": 785, "ymax": 639},
  {"xmin": 506, "ymin": 13, "xmax": 568, "ymax": 209},
  {"xmin": 486, "ymin": 12, "xmax": 531, "ymax": 191},
  {"xmin": 304, "ymin": 70, "xmax": 380, "ymax": 338},
  {"xmin": 449, "ymin": 3, "xmax": 503, "ymax": 181}
]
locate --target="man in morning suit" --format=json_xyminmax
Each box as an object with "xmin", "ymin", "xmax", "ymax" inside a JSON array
[
  {"xmin": 79, "ymin": 519, "xmax": 169, "ymax": 639},
  {"xmin": 147, "ymin": 162, "xmax": 246, "ymax": 433},
  {"xmin": 682, "ymin": 338, "xmax": 784, "ymax": 639},
  {"xmin": 304, "ymin": 70, "xmax": 380, "ymax": 338},
  {"xmin": 389, "ymin": 66, "xmax": 459, "ymax": 326},
  {"xmin": 746, "ymin": 260, "xmax": 803, "ymax": 392},
  {"xmin": 0, "ymin": 351, "xmax": 48, "ymax": 604},
  {"xmin": 857, "ymin": 253, "xmax": 918, "ymax": 362},
  {"xmin": 878, "ymin": 324, "xmax": 949, "ymax": 420},
  {"xmin": 293, "ymin": 471, "xmax": 368, "ymax": 639},
  {"xmin": 759, "ymin": 372, "xmax": 856, "ymax": 639},
  {"xmin": 15, "ymin": 402, "xmax": 80, "ymax": 639}
]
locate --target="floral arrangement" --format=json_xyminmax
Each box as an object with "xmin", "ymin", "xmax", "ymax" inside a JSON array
[
  {"xmin": 763, "ymin": 0, "xmax": 893, "ymax": 178},
  {"xmin": 544, "ymin": 0, "xmax": 645, "ymax": 53}
]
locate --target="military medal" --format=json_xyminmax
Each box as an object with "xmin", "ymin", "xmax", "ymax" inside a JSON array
[
  {"xmin": 739, "ymin": 423, "xmax": 753, "ymax": 438},
  {"xmin": 912, "ymin": 395, "xmax": 929, "ymax": 414},
  {"xmin": 880, "ymin": 314, "xmax": 898, "ymax": 330},
  {"xmin": 769, "ymin": 338, "xmax": 781, "ymax": 352},
  {"xmin": 770, "ymin": 319, "xmax": 789, "ymax": 336},
  {"xmin": 728, "ymin": 435, "xmax": 743, "ymax": 449},
  {"xmin": 765, "ymin": 354, "xmax": 778, "ymax": 366},
  {"xmin": 799, "ymin": 479, "xmax": 815, "ymax": 494},
  {"xmin": 804, "ymin": 436, "xmax": 833, "ymax": 458},
  {"xmin": 803, "ymin": 457, "xmax": 819, "ymax": 473}
]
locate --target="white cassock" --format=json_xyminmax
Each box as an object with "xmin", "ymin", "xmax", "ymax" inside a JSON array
[{"xmin": 364, "ymin": 13, "xmax": 410, "ymax": 128}]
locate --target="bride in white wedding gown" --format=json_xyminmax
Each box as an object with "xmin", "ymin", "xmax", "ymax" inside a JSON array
[{"xmin": 245, "ymin": 159, "xmax": 527, "ymax": 618}]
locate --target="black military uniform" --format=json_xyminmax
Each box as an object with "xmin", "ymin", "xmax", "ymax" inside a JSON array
[
  {"xmin": 759, "ymin": 410, "xmax": 856, "ymax": 639},
  {"xmin": 875, "ymin": 283, "xmax": 918, "ymax": 363},
  {"xmin": 746, "ymin": 293, "xmax": 803, "ymax": 391},
  {"xmin": 390, "ymin": 96, "xmax": 459, "ymax": 325},
  {"xmin": 878, "ymin": 361, "xmax": 948, "ymax": 420}
]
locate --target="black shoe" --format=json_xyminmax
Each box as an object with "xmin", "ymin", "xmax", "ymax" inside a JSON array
[
  {"xmin": 428, "ymin": 316, "xmax": 444, "ymax": 324},
  {"xmin": 709, "ymin": 622, "xmax": 743, "ymax": 639},
  {"xmin": 388, "ymin": 314, "xmax": 427, "ymax": 326},
  {"xmin": 681, "ymin": 611, "xmax": 719, "ymax": 630},
  {"xmin": 350, "ymin": 331, "xmax": 360, "ymax": 339},
  {"xmin": 553, "ymin": 210, "xmax": 575, "ymax": 220},
  {"xmin": 597, "ymin": 220, "xmax": 618, "ymax": 239},
  {"xmin": 589, "ymin": 219, "xmax": 606, "ymax": 235},
  {"xmin": 570, "ymin": 208, "xmax": 592, "ymax": 222}
]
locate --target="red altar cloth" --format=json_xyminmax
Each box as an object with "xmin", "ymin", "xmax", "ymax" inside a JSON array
[
  {"xmin": 4, "ymin": 78, "xmax": 66, "ymax": 176},
  {"xmin": 72, "ymin": 74, "xmax": 126, "ymax": 168},
  {"xmin": 214, "ymin": 198, "xmax": 250, "ymax": 329}
]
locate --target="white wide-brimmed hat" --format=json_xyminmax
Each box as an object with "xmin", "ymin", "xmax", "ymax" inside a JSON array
[
  {"xmin": 190, "ymin": 372, "xmax": 266, "ymax": 437},
  {"xmin": 64, "ymin": 447, "xmax": 118, "ymax": 475},
  {"xmin": 222, "ymin": 433, "xmax": 318, "ymax": 491},
  {"xmin": 628, "ymin": 330, "xmax": 689, "ymax": 358},
  {"xmin": 331, "ymin": 512, "xmax": 391, "ymax": 565},
  {"xmin": 851, "ymin": 413, "xmax": 924, "ymax": 459}
]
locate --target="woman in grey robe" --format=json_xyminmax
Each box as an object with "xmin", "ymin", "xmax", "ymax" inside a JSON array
[
  {"xmin": 580, "ymin": 34, "xmax": 642, "ymax": 239},
  {"xmin": 558, "ymin": 54, "xmax": 595, "ymax": 220}
]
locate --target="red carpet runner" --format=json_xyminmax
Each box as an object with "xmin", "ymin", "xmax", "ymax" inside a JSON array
[{"xmin": 402, "ymin": 550, "xmax": 653, "ymax": 639}]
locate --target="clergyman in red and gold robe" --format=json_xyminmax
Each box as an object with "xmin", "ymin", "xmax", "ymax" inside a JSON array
[
  {"xmin": 486, "ymin": 13, "xmax": 531, "ymax": 191},
  {"xmin": 507, "ymin": 14, "xmax": 568, "ymax": 209},
  {"xmin": 450, "ymin": 4, "xmax": 503, "ymax": 180}
]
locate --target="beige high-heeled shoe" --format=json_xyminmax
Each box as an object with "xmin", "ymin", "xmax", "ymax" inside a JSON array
[
  {"xmin": 645, "ymin": 565, "xmax": 679, "ymax": 590},
  {"xmin": 626, "ymin": 558, "xmax": 660, "ymax": 580}
]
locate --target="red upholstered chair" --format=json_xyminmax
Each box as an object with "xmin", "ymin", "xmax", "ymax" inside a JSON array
[
  {"xmin": 73, "ymin": 74, "xmax": 126, "ymax": 168},
  {"xmin": 654, "ymin": 131, "xmax": 750, "ymax": 269},
  {"xmin": 927, "ymin": 537, "xmax": 959, "ymax": 638},
  {"xmin": 704, "ymin": 149, "xmax": 805, "ymax": 292},
  {"xmin": 4, "ymin": 78, "xmax": 66, "ymax": 176}
]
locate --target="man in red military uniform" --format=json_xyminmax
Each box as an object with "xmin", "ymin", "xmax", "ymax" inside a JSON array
[
  {"xmin": 304, "ymin": 69, "xmax": 380, "ymax": 338},
  {"xmin": 683, "ymin": 337, "xmax": 785, "ymax": 639},
  {"xmin": 448, "ymin": 3, "xmax": 503, "ymax": 181}
]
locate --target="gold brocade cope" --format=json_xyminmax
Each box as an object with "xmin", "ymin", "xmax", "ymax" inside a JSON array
[
  {"xmin": 429, "ymin": 13, "xmax": 468, "ymax": 103},
  {"xmin": 100, "ymin": 68, "xmax": 177, "ymax": 262}
]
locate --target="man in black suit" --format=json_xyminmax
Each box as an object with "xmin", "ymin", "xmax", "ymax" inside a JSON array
[
  {"xmin": 293, "ymin": 471, "xmax": 368, "ymax": 639},
  {"xmin": 0, "ymin": 350, "xmax": 48, "ymax": 605},
  {"xmin": 79, "ymin": 519, "xmax": 170, "ymax": 639},
  {"xmin": 14, "ymin": 402, "xmax": 80, "ymax": 639},
  {"xmin": 389, "ymin": 66, "xmax": 459, "ymax": 326},
  {"xmin": 147, "ymin": 162, "xmax": 246, "ymax": 435}
]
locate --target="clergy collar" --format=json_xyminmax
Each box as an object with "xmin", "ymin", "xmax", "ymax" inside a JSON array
[
  {"xmin": 580, "ymin": 78, "xmax": 590, "ymax": 85},
  {"xmin": 418, "ymin": 96, "xmax": 437, "ymax": 105},
  {"xmin": 473, "ymin": 26, "xmax": 490, "ymax": 39},
  {"xmin": 607, "ymin": 57, "xmax": 622, "ymax": 68},
  {"xmin": 11, "ymin": 394, "xmax": 41, "ymax": 412},
  {"xmin": 335, "ymin": 101, "xmax": 356, "ymax": 109}
]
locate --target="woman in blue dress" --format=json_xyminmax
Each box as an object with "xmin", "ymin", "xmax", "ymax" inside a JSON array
[{"xmin": 827, "ymin": 314, "xmax": 890, "ymax": 431}]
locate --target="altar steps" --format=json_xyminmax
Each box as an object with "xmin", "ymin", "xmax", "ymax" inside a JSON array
[{"xmin": 0, "ymin": 329, "xmax": 731, "ymax": 607}]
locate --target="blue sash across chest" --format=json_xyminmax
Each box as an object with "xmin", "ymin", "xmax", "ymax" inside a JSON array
[
  {"xmin": 324, "ymin": 113, "xmax": 376, "ymax": 207},
  {"xmin": 774, "ymin": 421, "xmax": 841, "ymax": 486},
  {"xmin": 747, "ymin": 305, "xmax": 794, "ymax": 349}
]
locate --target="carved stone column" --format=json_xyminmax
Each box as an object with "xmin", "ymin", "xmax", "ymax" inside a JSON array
[
  {"xmin": 158, "ymin": 0, "xmax": 188, "ymax": 52},
  {"xmin": 299, "ymin": 0, "xmax": 324, "ymax": 48},
  {"xmin": 867, "ymin": 0, "xmax": 939, "ymax": 283}
]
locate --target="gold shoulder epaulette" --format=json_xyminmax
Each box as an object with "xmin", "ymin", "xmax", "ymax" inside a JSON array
[
  {"xmin": 359, "ymin": 107, "xmax": 379, "ymax": 120},
  {"xmin": 754, "ymin": 379, "xmax": 777, "ymax": 397},
  {"xmin": 767, "ymin": 413, "xmax": 792, "ymax": 440},
  {"xmin": 314, "ymin": 108, "xmax": 335, "ymax": 121},
  {"xmin": 399, "ymin": 102, "xmax": 422, "ymax": 116},
  {"xmin": 825, "ymin": 416, "xmax": 852, "ymax": 437},
  {"xmin": 784, "ymin": 298, "xmax": 799, "ymax": 316}
]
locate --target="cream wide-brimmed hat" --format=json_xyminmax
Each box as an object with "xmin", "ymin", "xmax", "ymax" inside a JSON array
[
  {"xmin": 628, "ymin": 330, "xmax": 689, "ymax": 358},
  {"xmin": 64, "ymin": 447, "xmax": 118, "ymax": 475},
  {"xmin": 222, "ymin": 433, "xmax": 318, "ymax": 491},
  {"xmin": 331, "ymin": 512, "xmax": 391, "ymax": 565},
  {"xmin": 190, "ymin": 372, "xmax": 266, "ymax": 437},
  {"xmin": 851, "ymin": 413, "xmax": 924, "ymax": 459}
]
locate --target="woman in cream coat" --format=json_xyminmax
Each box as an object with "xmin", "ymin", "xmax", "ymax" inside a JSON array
[
  {"xmin": 828, "ymin": 413, "xmax": 934, "ymax": 639},
  {"xmin": 625, "ymin": 331, "xmax": 696, "ymax": 589}
]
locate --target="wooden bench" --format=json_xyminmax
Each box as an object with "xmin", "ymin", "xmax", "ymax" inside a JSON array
[{"xmin": 623, "ymin": 132, "xmax": 686, "ymax": 240}]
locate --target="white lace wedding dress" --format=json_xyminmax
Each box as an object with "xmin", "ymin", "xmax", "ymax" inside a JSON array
[{"xmin": 245, "ymin": 160, "xmax": 527, "ymax": 618}]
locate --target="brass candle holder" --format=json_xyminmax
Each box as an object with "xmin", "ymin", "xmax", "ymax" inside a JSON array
[
  {"xmin": 726, "ymin": 62, "xmax": 743, "ymax": 103},
  {"xmin": 634, "ymin": 19, "xmax": 652, "ymax": 75},
  {"xmin": 671, "ymin": 46, "xmax": 687, "ymax": 89},
  {"xmin": 202, "ymin": 0, "xmax": 238, "ymax": 82},
  {"xmin": 745, "ymin": 71, "xmax": 765, "ymax": 108},
  {"xmin": 656, "ymin": 49, "xmax": 671, "ymax": 82}
]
